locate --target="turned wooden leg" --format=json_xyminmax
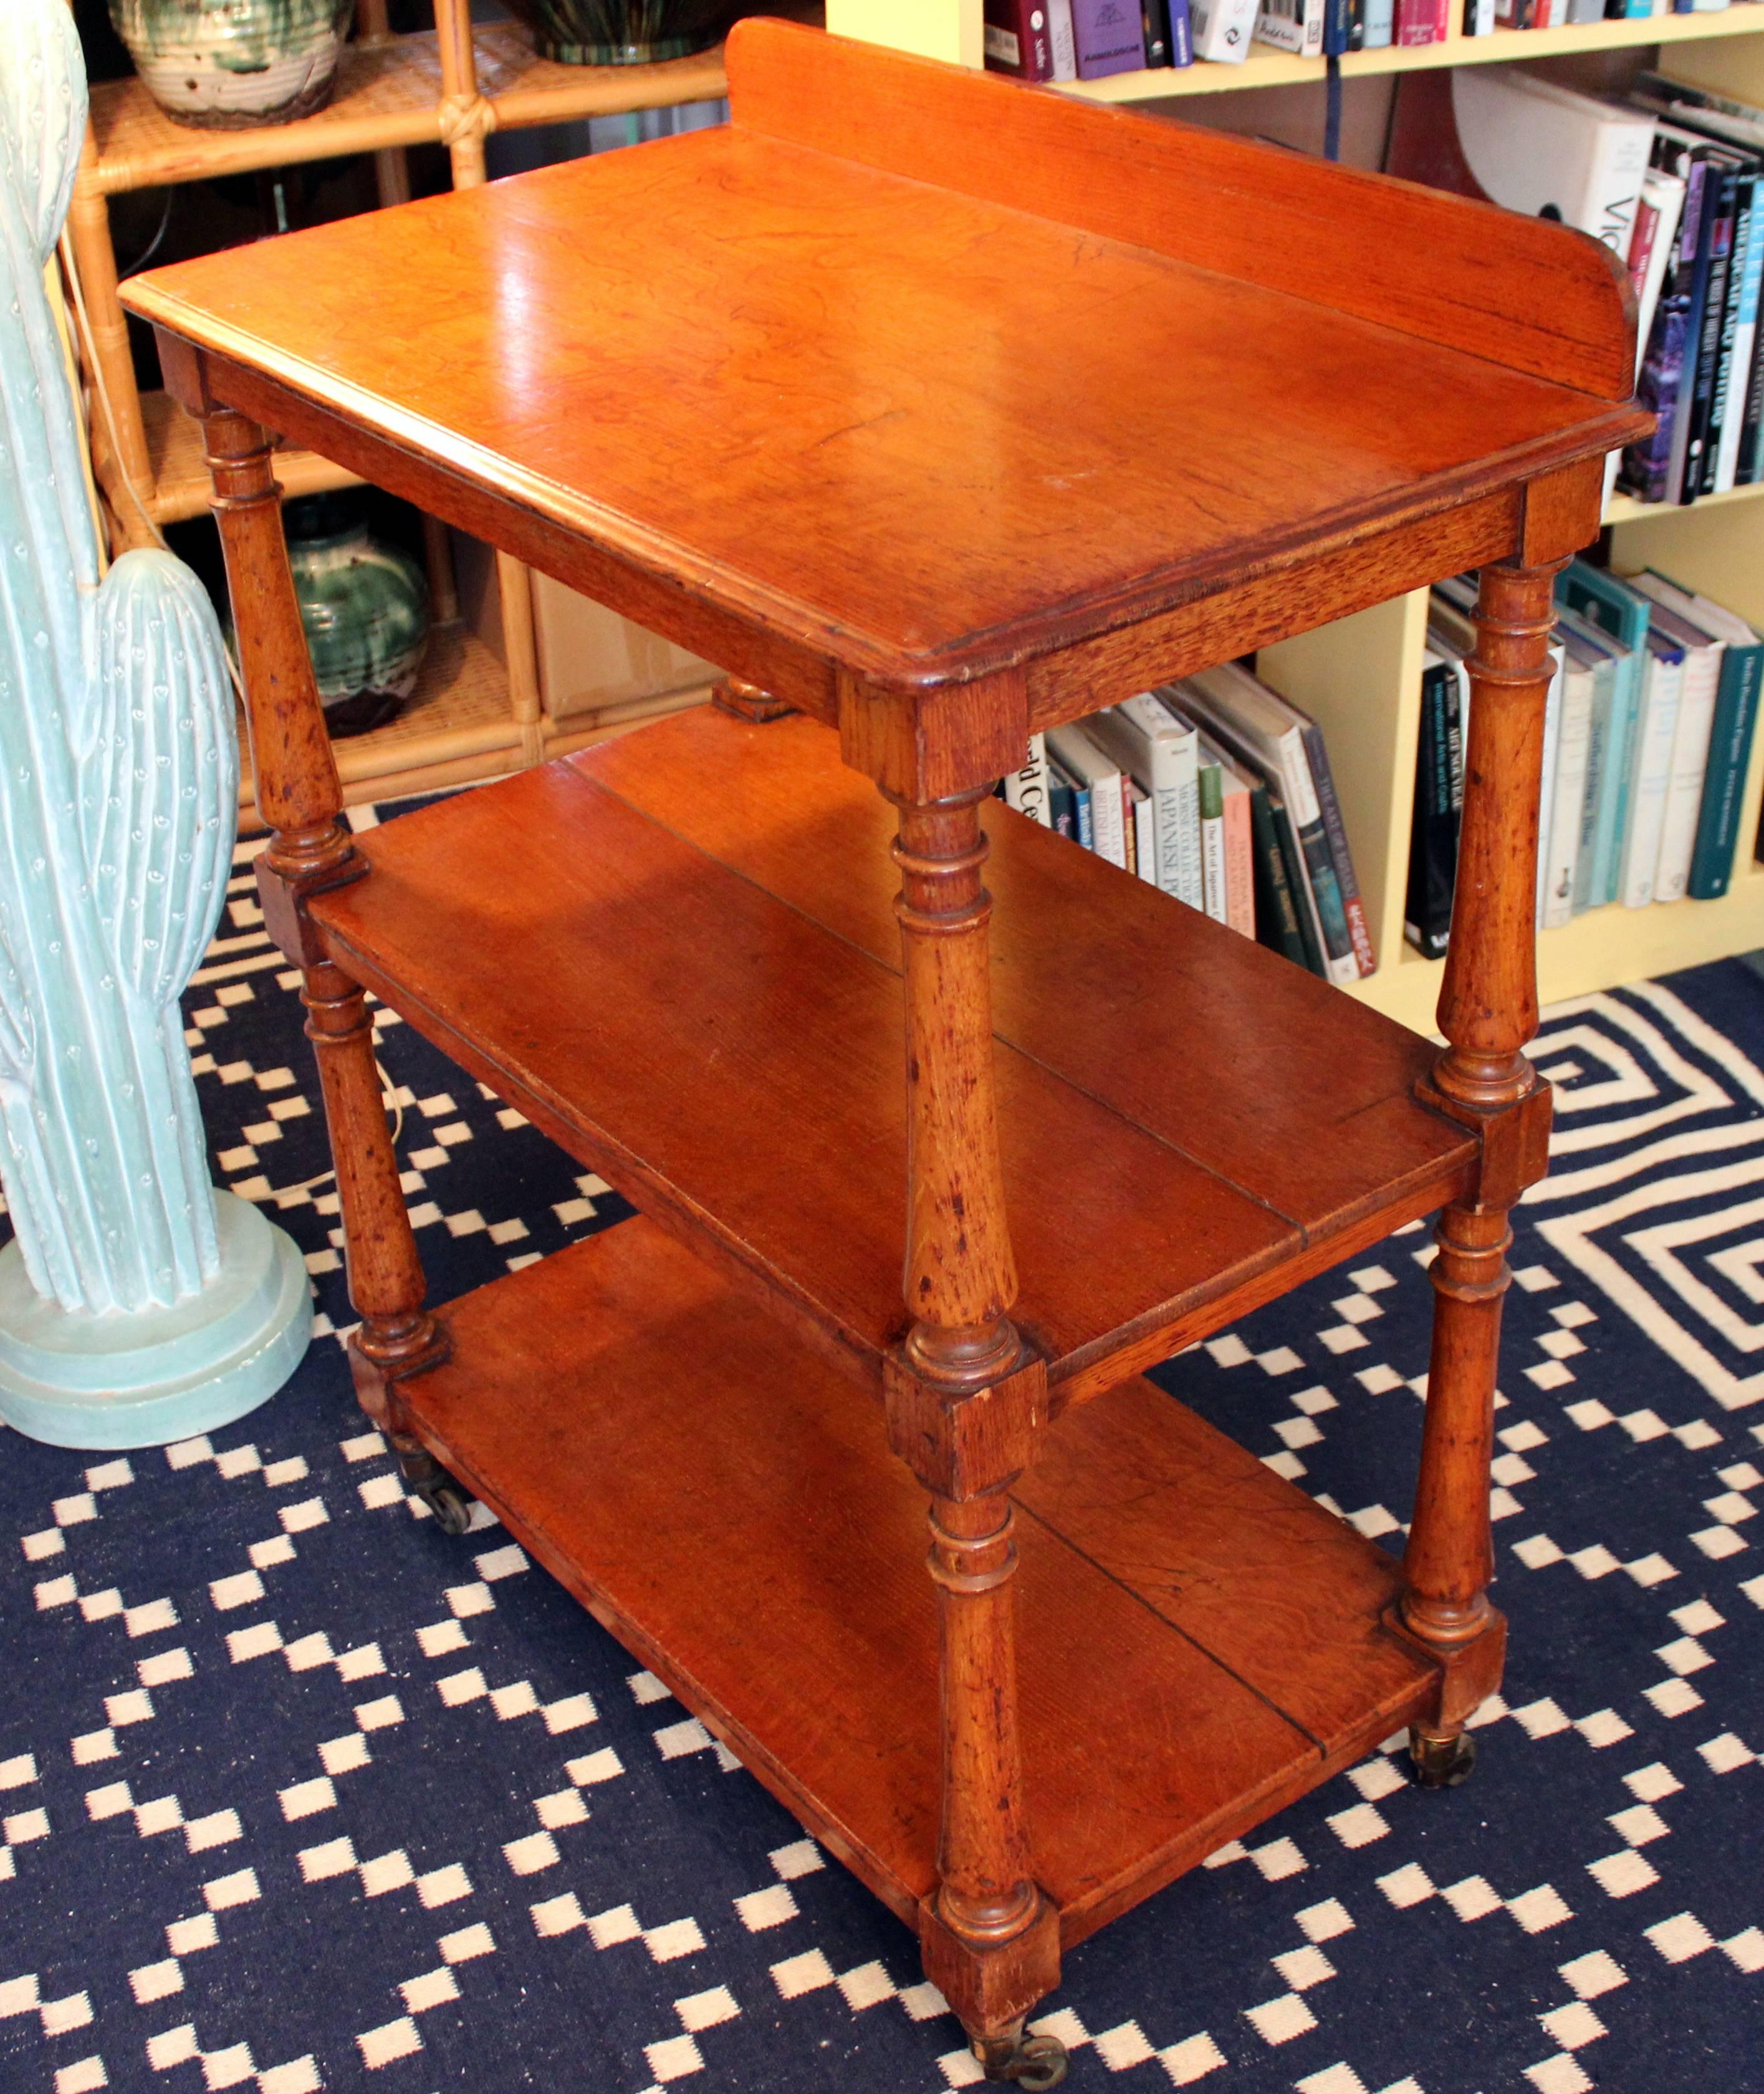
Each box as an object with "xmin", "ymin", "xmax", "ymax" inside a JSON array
[
  {"xmin": 883, "ymin": 790, "xmax": 1062, "ymax": 2080},
  {"xmin": 1403, "ymin": 557, "xmax": 1563, "ymax": 1784},
  {"xmin": 204, "ymin": 410, "xmax": 454, "ymax": 1516}
]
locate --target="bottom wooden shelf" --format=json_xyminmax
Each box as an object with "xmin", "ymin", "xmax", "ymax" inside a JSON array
[{"xmin": 410, "ymin": 1216, "xmax": 1437, "ymax": 1947}]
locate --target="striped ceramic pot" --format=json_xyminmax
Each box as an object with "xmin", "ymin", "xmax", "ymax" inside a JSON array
[
  {"xmin": 107, "ymin": 0, "xmax": 355, "ymax": 130},
  {"xmin": 283, "ymin": 493, "xmax": 428, "ymax": 739}
]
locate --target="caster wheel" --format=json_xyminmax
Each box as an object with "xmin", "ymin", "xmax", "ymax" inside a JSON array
[
  {"xmin": 983, "ymin": 2035, "xmax": 1068, "ymax": 2088},
  {"xmin": 421, "ymin": 1483, "xmax": 473, "ymax": 1537},
  {"xmin": 1410, "ymin": 1728, "xmax": 1477, "ymax": 1789}
]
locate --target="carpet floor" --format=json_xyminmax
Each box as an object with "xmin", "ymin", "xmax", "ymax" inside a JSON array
[{"xmin": 3, "ymin": 811, "xmax": 1762, "ymax": 2094}]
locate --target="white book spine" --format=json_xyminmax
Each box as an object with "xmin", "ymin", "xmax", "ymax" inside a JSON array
[
  {"xmin": 1541, "ymin": 665, "xmax": 1593, "ymax": 929},
  {"xmin": 1653, "ymin": 644, "xmax": 1724, "ymax": 901},
  {"xmin": 1088, "ymin": 770, "xmax": 1126, "ymax": 868},
  {"xmin": 1253, "ymin": 0, "xmax": 1323, "ymax": 55},
  {"xmin": 1047, "ymin": 0, "xmax": 1078, "ymax": 80},
  {"xmin": 1002, "ymin": 732, "xmax": 1053, "ymax": 827},
  {"xmin": 1571, "ymin": 118, "xmax": 1654, "ymax": 257},
  {"xmin": 1191, "ymin": 0, "xmax": 1258, "ymax": 61},
  {"xmin": 1133, "ymin": 789, "xmax": 1157, "ymax": 885},
  {"xmin": 1535, "ymin": 648, "xmax": 1564, "ymax": 929},
  {"xmin": 1466, "ymin": 0, "xmax": 1493, "ymax": 29},
  {"xmin": 1621, "ymin": 654, "xmax": 1684, "ymax": 908},
  {"xmin": 1115, "ymin": 694, "xmax": 1202, "ymax": 908}
]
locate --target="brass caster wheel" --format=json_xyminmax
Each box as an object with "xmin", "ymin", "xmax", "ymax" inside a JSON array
[
  {"xmin": 1410, "ymin": 1727, "xmax": 1477, "ymax": 1789},
  {"xmin": 396, "ymin": 1444, "xmax": 474, "ymax": 1537},
  {"xmin": 980, "ymin": 2035, "xmax": 1068, "ymax": 2088}
]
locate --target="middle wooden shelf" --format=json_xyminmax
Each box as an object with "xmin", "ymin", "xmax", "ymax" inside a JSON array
[{"xmin": 309, "ymin": 704, "xmax": 1477, "ymax": 1408}]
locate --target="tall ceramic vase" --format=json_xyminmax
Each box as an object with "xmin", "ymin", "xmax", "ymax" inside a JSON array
[{"xmin": 0, "ymin": 0, "xmax": 310, "ymax": 1449}]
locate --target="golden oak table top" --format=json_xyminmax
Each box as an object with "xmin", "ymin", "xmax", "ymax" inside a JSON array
[{"xmin": 123, "ymin": 19, "xmax": 1647, "ymax": 694}]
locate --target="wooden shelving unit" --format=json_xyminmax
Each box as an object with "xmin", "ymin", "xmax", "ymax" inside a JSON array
[
  {"xmin": 830, "ymin": 0, "xmax": 1764, "ymax": 1018},
  {"xmin": 69, "ymin": 2, "xmax": 777, "ymax": 810}
]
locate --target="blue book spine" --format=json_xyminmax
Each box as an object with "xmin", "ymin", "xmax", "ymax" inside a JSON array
[
  {"xmin": 1167, "ymin": 0, "xmax": 1195, "ymax": 60},
  {"xmin": 1558, "ymin": 562, "xmax": 1652, "ymax": 906},
  {"xmin": 1689, "ymin": 642, "xmax": 1764, "ymax": 896},
  {"xmin": 1073, "ymin": 782, "xmax": 1094, "ymax": 851}
]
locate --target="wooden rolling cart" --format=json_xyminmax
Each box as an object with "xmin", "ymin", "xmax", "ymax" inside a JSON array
[
  {"xmin": 123, "ymin": 20, "xmax": 1648, "ymax": 2083},
  {"xmin": 66, "ymin": 0, "xmax": 803, "ymax": 807}
]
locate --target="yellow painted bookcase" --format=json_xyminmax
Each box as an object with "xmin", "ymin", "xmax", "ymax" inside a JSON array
[{"xmin": 830, "ymin": 0, "xmax": 1764, "ymax": 1024}]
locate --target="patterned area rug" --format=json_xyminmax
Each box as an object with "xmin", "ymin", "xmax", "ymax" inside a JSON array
[{"xmin": 2, "ymin": 805, "xmax": 1762, "ymax": 2094}]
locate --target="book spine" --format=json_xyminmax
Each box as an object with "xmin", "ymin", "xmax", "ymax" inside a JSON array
[
  {"xmin": 1689, "ymin": 641, "xmax": 1764, "ymax": 896},
  {"xmin": 1189, "ymin": 0, "xmax": 1258, "ymax": 58},
  {"xmin": 1140, "ymin": 0, "xmax": 1176, "ymax": 62},
  {"xmin": 1221, "ymin": 785, "xmax": 1255, "ymax": 935},
  {"xmin": 1541, "ymin": 666, "xmax": 1593, "ymax": 929},
  {"xmin": 1073, "ymin": 0, "xmax": 1149, "ymax": 72},
  {"xmin": 1166, "ymin": 0, "xmax": 1196, "ymax": 59},
  {"xmin": 1089, "ymin": 764, "xmax": 1128, "ymax": 867},
  {"xmin": 1048, "ymin": 768, "xmax": 1077, "ymax": 840},
  {"xmin": 1270, "ymin": 794, "xmax": 1327, "ymax": 976},
  {"xmin": 1682, "ymin": 163, "xmax": 1733, "ymax": 501},
  {"xmin": 1718, "ymin": 173, "xmax": 1763, "ymax": 488},
  {"xmin": 1199, "ymin": 763, "xmax": 1229, "ymax": 923},
  {"xmin": 1394, "ymin": 0, "xmax": 1445, "ymax": 37},
  {"xmin": 1254, "ymin": 0, "xmax": 1325, "ymax": 51},
  {"xmin": 1073, "ymin": 779, "xmax": 1095, "ymax": 852},
  {"xmin": 1404, "ymin": 664, "xmax": 1454, "ymax": 959},
  {"xmin": 1596, "ymin": 643, "xmax": 1644, "ymax": 905},
  {"xmin": 1621, "ymin": 656, "xmax": 1683, "ymax": 906},
  {"xmin": 1121, "ymin": 777, "xmax": 1138, "ymax": 878},
  {"xmin": 1661, "ymin": 158, "xmax": 1711, "ymax": 504},
  {"xmin": 1464, "ymin": 0, "xmax": 1494, "ymax": 27},
  {"xmin": 1132, "ymin": 786, "xmax": 1158, "ymax": 884},
  {"xmin": 1002, "ymin": 732, "xmax": 1054, "ymax": 826},
  {"xmin": 1654, "ymin": 648, "xmax": 1723, "ymax": 899},
  {"xmin": 1534, "ymin": 650, "xmax": 1563, "ymax": 928},
  {"xmin": 1743, "ymin": 240, "xmax": 1764, "ymax": 481},
  {"xmin": 1362, "ymin": 0, "xmax": 1395, "ymax": 37},
  {"xmin": 1247, "ymin": 784, "xmax": 1308, "ymax": 968},
  {"xmin": 1172, "ymin": 764, "xmax": 1203, "ymax": 910},
  {"xmin": 1048, "ymin": 0, "xmax": 1080, "ymax": 77},
  {"xmin": 1703, "ymin": 171, "xmax": 1750, "ymax": 493},
  {"xmin": 983, "ymin": 0, "xmax": 1055, "ymax": 76},
  {"xmin": 1301, "ymin": 723, "xmax": 1375, "ymax": 975},
  {"xmin": 1571, "ymin": 663, "xmax": 1612, "ymax": 913}
]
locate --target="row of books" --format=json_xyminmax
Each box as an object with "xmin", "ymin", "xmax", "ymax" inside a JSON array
[
  {"xmin": 984, "ymin": 0, "xmax": 1764, "ymax": 77},
  {"xmin": 1000, "ymin": 670, "xmax": 1377, "ymax": 984},
  {"xmin": 1388, "ymin": 65, "xmax": 1764, "ymax": 504},
  {"xmin": 1406, "ymin": 562, "xmax": 1762, "ymax": 957}
]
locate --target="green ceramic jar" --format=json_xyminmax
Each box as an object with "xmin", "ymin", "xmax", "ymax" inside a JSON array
[
  {"xmin": 107, "ymin": 0, "xmax": 354, "ymax": 130},
  {"xmin": 283, "ymin": 492, "xmax": 428, "ymax": 739},
  {"xmin": 499, "ymin": 0, "xmax": 737, "ymax": 65}
]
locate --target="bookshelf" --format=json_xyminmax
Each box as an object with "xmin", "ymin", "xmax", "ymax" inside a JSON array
[
  {"xmin": 70, "ymin": 2, "xmax": 781, "ymax": 809},
  {"xmin": 829, "ymin": 0, "xmax": 1764, "ymax": 1025}
]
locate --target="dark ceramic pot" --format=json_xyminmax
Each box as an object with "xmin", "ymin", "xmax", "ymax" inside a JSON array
[
  {"xmin": 107, "ymin": 0, "xmax": 355, "ymax": 130},
  {"xmin": 499, "ymin": 0, "xmax": 738, "ymax": 65}
]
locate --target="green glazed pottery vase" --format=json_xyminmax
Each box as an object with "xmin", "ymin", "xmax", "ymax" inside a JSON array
[
  {"xmin": 283, "ymin": 491, "xmax": 428, "ymax": 739},
  {"xmin": 107, "ymin": 0, "xmax": 355, "ymax": 130},
  {"xmin": 500, "ymin": 0, "xmax": 739, "ymax": 65}
]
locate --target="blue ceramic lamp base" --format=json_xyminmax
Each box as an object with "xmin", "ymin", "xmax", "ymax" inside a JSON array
[{"xmin": 0, "ymin": 1193, "xmax": 312, "ymax": 1450}]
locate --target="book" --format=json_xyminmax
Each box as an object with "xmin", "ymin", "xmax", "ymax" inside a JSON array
[
  {"xmin": 1197, "ymin": 759, "xmax": 1229, "ymax": 922},
  {"xmin": 1395, "ymin": 0, "xmax": 1446, "ymax": 38},
  {"xmin": 1540, "ymin": 625, "xmax": 1599, "ymax": 928},
  {"xmin": 1268, "ymin": 784, "xmax": 1327, "ymax": 976},
  {"xmin": 1088, "ymin": 693, "xmax": 1203, "ymax": 906},
  {"xmin": 1630, "ymin": 169, "xmax": 1689, "ymax": 391},
  {"xmin": 1558, "ymin": 559, "xmax": 1651, "ymax": 908},
  {"xmin": 1406, "ymin": 651, "xmax": 1460, "ymax": 959},
  {"xmin": 1129, "ymin": 779, "xmax": 1156, "ymax": 883},
  {"xmin": 1552, "ymin": 607, "xmax": 1619, "ymax": 913},
  {"xmin": 1361, "ymin": 0, "xmax": 1394, "ymax": 39},
  {"xmin": 1190, "ymin": 0, "xmax": 1258, "ymax": 59},
  {"xmin": 1533, "ymin": 642, "xmax": 1564, "ymax": 929},
  {"xmin": 1046, "ymin": 723, "xmax": 1125, "ymax": 867},
  {"xmin": 983, "ymin": 0, "xmax": 1055, "ymax": 77},
  {"xmin": 1464, "ymin": 0, "xmax": 1495, "ymax": 27},
  {"xmin": 1049, "ymin": 0, "xmax": 1080, "ymax": 77},
  {"xmin": 1633, "ymin": 569, "xmax": 1764, "ymax": 896},
  {"xmin": 1621, "ymin": 631, "xmax": 1686, "ymax": 905},
  {"xmin": 1386, "ymin": 71, "xmax": 1657, "ymax": 259},
  {"xmin": 1247, "ymin": 781, "xmax": 1310, "ymax": 969},
  {"xmin": 1624, "ymin": 576, "xmax": 1727, "ymax": 899},
  {"xmin": 1166, "ymin": 0, "xmax": 1196, "ymax": 62},
  {"xmin": 1255, "ymin": 0, "xmax": 1326, "ymax": 51},
  {"xmin": 1002, "ymin": 732, "xmax": 1055, "ymax": 827},
  {"xmin": 1140, "ymin": 0, "xmax": 1177, "ymax": 62},
  {"xmin": 1178, "ymin": 664, "xmax": 1359, "ymax": 986},
  {"xmin": 1687, "ymin": 158, "xmax": 1744, "ymax": 499},
  {"xmin": 1299, "ymin": 718, "xmax": 1376, "ymax": 974},
  {"xmin": 1624, "ymin": 138, "xmax": 1711, "ymax": 502},
  {"xmin": 1073, "ymin": 0, "xmax": 1149, "ymax": 73},
  {"xmin": 1047, "ymin": 755, "xmax": 1078, "ymax": 840},
  {"xmin": 1199, "ymin": 732, "xmax": 1257, "ymax": 936},
  {"xmin": 1716, "ymin": 168, "xmax": 1763, "ymax": 487}
]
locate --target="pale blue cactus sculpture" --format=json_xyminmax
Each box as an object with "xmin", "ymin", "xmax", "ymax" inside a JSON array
[{"xmin": 0, "ymin": 0, "xmax": 309, "ymax": 1448}]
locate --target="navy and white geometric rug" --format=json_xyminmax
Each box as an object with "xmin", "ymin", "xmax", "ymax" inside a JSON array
[{"xmin": 3, "ymin": 804, "xmax": 1762, "ymax": 2094}]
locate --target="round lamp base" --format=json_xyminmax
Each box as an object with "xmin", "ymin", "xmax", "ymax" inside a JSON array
[{"xmin": 0, "ymin": 1193, "xmax": 312, "ymax": 1449}]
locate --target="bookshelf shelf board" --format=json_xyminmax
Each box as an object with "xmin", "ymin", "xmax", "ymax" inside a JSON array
[
  {"xmin": 408, "ymin": 1213, "xmax": 1439, "ymax": 1946},
  {"xmin": 1603, "ymin": 479, "xmax": 1764, "ymax": 526},
  {"xmin": 308, "ymin": 706, "xmax": 1478, "ymax": 1410},
  {"xmin": 88, "ymin": 26, "xmax": 738, "ymax": 196},
  {"xmin": 1061, "ymin": 9, "xmax": 1764, "ymax": 102}
]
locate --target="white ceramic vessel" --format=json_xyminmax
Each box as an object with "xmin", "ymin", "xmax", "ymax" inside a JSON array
[{"xmin": 108, "ymin": 0, "xmax": 355, "ymax": 130}]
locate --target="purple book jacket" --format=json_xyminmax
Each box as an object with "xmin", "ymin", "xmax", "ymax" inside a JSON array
[{"xmin": 1073, "ymin": 0, "xmax": 1148, "ymax": 75}]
